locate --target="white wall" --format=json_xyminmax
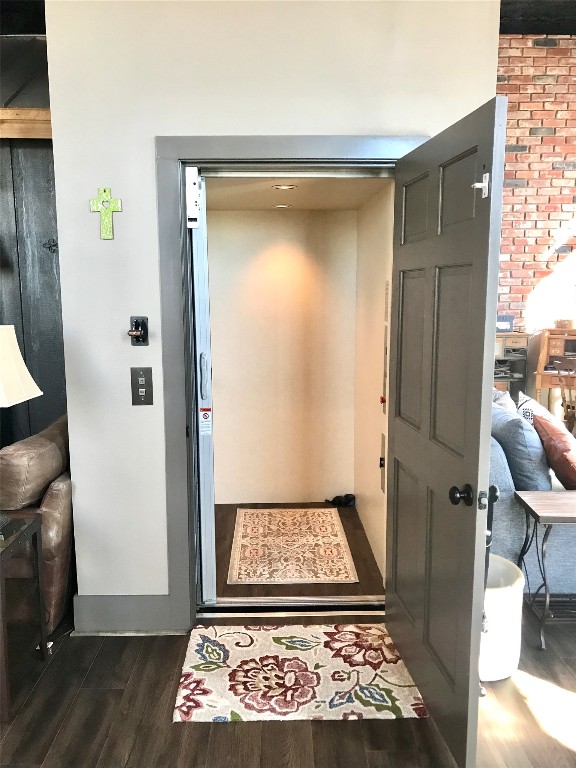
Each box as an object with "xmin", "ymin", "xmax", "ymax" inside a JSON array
[
  {"xmin": 354, "ymin": 186, "xmax": 394, "ymax": 576},
  {"xmin": 44, "ymin": 0, "xmax": 499, "ymax": 601},
  {"xmin": 208, "ymin": 210, "xmax": 356, "ymax": 504}
]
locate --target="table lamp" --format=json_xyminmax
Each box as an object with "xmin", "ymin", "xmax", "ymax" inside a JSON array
[{"xmin": 0, "ymin": 325, "xmax": 43, "ymax": 407}]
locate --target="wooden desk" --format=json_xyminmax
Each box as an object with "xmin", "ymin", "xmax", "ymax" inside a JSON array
[
  {"xmin": 0, "ymin": 513, "xmax": 48, "ymax": 722},
  {"xmin": 535, "ymin": 328, "xmax": 576, "ymax": 403},
  {"xmin": 494, "ymin": 332, "xmax": 530, "ymax": 397},
  {"xmin": 515, "ymin": 491, "xmax": 576, "ymax": 650}
]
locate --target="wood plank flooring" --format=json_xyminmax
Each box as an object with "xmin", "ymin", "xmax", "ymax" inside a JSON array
[
  {"xmin": 216, "ymin": 503, "xmax": 384, "ymax": 600},
  {"xmin": 1, "ymin": 608, "xmax": 575, "ymax": 767}
]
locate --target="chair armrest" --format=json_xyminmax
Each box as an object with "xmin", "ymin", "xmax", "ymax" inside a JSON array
[{"xmin": 39, "ymin": 472, "xmax": 72, "ymax": 562}]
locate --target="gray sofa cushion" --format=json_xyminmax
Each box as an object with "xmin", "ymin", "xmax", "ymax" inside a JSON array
[
  {"xmin": 490, "ymin": 437, "xmax": 576, "ymax": 595},
  {"xmin": 491, "ymin": 403, "xmax": 551, "ymax": 491}
]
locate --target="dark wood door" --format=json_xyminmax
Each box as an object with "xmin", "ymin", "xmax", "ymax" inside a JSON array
[
  {"xmin": 386, "ymin": 97, "xmax": 506, "ymax": 768},
  {"xmin": 0, "ymin": 139, "xmax": 65, "ymax": 446}
]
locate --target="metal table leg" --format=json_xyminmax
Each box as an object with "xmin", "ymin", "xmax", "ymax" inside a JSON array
[
  {"xmin": 535, "ymin": 524, "xmax": 553, "ymax": 651},
  {"xmin": 517, "ymin": 510, "xmax": 534, "ymax": 570},
  {"xmin": 24, "ymin": 526, "xmax": 48, "ymax": 660}
]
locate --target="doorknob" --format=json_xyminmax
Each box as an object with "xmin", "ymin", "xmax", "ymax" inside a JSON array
[{"xmin": 448, "ymin": 484, "xmax": 474, "ymax": 506}]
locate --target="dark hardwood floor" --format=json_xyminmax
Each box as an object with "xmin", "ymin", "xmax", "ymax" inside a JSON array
[
  {"xmin": 215, "ymin": 502, "xmax": 384, "ymax": 600},
  {"xmin": 2, "ymin": 608, "xmax": 575, "ymax": 767}
]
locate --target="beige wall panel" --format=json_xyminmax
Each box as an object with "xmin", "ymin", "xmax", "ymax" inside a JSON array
[
  {"xmin": 208, "ymin": 210, "xmax": 356, "ymax": 504},
  {"xmin": 44, "ymin": 0, "xmax": 499, "ymax": 596},
  {"xmin": 354, "ymin": 185, "xmax": 394, "ymax": 576}
]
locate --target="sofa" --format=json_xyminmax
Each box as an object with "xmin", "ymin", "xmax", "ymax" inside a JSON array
[
  {"xmin": 0, "ymin": 415, "xmax": 74, "ymax": 634},
  {"xmin": 489, "ymin": 393, "xmax": 576, "ymax": 594}
]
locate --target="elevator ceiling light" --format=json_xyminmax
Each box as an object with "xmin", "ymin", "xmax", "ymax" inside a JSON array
[
  {"xmin": 274, "ymin": 204, "xmax": 292, "ymax": 208},
  {"xmin": 273, "ymin": 184, "xmax": 297, "ymax": 190}
]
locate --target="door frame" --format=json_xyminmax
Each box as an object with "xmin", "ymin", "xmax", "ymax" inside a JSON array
[{"xmin": 155, "ymin": 135, "xmax": 427, "ymax": 624}]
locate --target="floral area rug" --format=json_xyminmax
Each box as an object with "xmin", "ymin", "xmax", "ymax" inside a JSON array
[
  {"xmin": 227, "ymin": 507, "xmax": 358, "ymax": 584},
  {"xmin": 173, "ymin": 624, "xmax": 427, "ymax": 722}
]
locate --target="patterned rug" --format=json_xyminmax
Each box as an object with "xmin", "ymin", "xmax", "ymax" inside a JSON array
[
  {"xmin": 227, "ymin": 507, "xmax": 358, "ymax": 584},
  {"xmin": 173, "ymin": 624, "xmax": 427, "ymax": 722}
]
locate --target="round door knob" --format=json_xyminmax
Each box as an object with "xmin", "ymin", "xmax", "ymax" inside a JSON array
[{"xmin": 449, "ymin": 484, "xmax": 474, "ymax": 507}]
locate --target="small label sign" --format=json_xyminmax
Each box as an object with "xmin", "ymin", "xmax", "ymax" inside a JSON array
[{"xmin": 199, "ymin": 408, "xmax": 212, "ymax": 435}]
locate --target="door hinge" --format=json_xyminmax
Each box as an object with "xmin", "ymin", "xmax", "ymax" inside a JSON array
[
  {"xmin": 471, "ymin": 172, "xmax": 490, "ymax": 199},
  {"xmin": 186, "ymin": 166, "xmax": 200, "ymax": 229}
]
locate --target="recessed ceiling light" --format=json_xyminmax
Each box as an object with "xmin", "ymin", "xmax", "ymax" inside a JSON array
[
  {"xmin": 273, "ymin": 184, "xmax": 297, "ymax": 190},
  {"xmin": 274, "ymin": 204, "xmax": 292, "ymax": 208}
]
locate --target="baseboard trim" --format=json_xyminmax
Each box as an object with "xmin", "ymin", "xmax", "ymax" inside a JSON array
[{"xmin": 73, "ymin": 593, "xmax": 190, "ymax": 634}]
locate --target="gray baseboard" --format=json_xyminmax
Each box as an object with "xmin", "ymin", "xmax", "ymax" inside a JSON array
[{"xmin": 73, "ymin": 594, "xmax": 191, "ymax": 634}]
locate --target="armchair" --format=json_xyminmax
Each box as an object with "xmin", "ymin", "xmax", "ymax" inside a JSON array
[{"xmin": 0, "ymin": 415, "xmax": 73, "ymax": 634}]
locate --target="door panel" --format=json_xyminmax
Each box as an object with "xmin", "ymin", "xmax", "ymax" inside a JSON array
[
  {"xmin": 402, "ymin": 173, "xmax": 430, "ymax": 243},
  {"xmin": 397, "ymin": 269, "xmax": 426, "ymax": 429},
  {"xmin": 439, "ymin": 149, "xmax": 479, "ymax": 230},
  {"xmin": 394, "ymin": 459, "xmax": 423, "ymax": 625},
  {"xmin": 425, "ymin": 491, "xmax": 461, "ymax": 686},
  {"xmin": 386, "ymin": 97, "xmax": 506, "ymax": 768},
  {"xmin": 431, "ymin": 264, "xmax": 473, "ymax": 454}
]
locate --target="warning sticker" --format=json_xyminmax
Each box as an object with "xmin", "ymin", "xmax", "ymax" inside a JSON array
[{"xmin": 199, "ymin": 408, "xmax": 212, "ymax": 435}]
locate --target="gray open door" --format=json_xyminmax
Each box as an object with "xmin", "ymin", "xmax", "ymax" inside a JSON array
[{"xmin": 386, "ymin": 97, "xmax": 506, "ymax": 768}]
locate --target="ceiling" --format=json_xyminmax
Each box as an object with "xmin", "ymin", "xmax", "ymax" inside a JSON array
[
  {"xmin": 3, "ymin": 0, "xmax": 576, "ymax": 36},
  {"xmin": 205, "ymin": 177, "xmax": 392, "ymax": 212}
]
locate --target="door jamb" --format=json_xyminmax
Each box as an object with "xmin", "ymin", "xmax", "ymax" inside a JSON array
[{"xmin": 155, "ymin": 135, "xmax": 427, "ymax": 627}]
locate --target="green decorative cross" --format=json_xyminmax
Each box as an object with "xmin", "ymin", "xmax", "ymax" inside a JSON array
[{"xmin": 90, "ymin": 187, "xmax": 122, "ymax": 240}]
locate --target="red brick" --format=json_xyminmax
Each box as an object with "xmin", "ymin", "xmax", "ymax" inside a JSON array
[
  {"xmin": 542, "ymin": 48, "xmax": 573, "ymax": 57},
  {"xmin": 542, "ymin": 66, "xmax": 571, "ymax": 75},
  {"xmin": 519, "ymin": 101, "xmax": 545, "ymax": 110},
  {"xmin": 541, "ymin": 136, "xmax": 566, "ymax": 144}
]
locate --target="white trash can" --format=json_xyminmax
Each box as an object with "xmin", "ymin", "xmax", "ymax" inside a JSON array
[{"xmin": 479, "ymin": 554, "xmax": 525, "ymax": 682}]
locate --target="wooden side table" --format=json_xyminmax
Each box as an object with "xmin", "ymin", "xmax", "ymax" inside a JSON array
[
  {"xmin": 1, "ymin": 513, "xmax": 49, "ymax": 722},
  {"xmin": 515, "ymin": 491, "xmax": 576, "ymax": 650}
]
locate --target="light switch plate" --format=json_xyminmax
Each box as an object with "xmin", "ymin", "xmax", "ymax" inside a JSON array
[{"xmin": 131, "ymin": 367, "xmax": 153, "ymax": 405}]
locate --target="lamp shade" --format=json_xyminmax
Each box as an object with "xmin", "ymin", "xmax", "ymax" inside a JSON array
[{"xmin": 0, "ymin": 325, "xmax": 43, "ymax": 407}]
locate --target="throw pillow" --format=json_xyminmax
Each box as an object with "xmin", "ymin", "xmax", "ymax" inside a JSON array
[
  {"xmin": 532, "ymin": 410, "xmax": 576, "ymax": 490},
  {"xmin": 492, "ymin": 389, "xmax": 517, "ymax": 414},
  {"xmin": 491, "ymin": 403, "xmax": 552, "ymax": 491},
  {"xmin": 516, "ymin": 391, "xmax": 534, "ymax": 425}
]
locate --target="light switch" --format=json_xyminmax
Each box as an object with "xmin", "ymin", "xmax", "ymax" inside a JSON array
[{"xmin": 131, "ymin": 367, "xmax": 153, "ymax": 405}]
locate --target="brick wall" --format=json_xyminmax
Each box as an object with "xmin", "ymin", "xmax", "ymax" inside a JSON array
[{"xmin": 497, "ymin": 34, "xmax": 576, "ymax": 330}]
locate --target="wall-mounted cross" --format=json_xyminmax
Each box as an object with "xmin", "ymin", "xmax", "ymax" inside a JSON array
[{"xmin": 90, "ymin": 187, "xmax": 122, "ymax": 240}]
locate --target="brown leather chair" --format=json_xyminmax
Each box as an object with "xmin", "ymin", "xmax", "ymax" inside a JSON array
[{"xmin": 0, "ymin": 415, "xmax": 73, "ymax": 635}]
